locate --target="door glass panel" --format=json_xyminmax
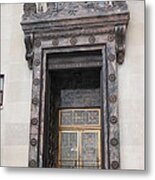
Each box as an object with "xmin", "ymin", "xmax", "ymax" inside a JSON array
[
  {"xmin": 60, "ymin": 109, "xmax": 100, "ymax": 126},
  {"xmin": 60, "ymin": 110, "xmax": 73, "ymax": 125},
  {"xmin": 81, "ymin": 132, "xmax": 99, "ymax": 168},
  {"xmin": 59, "ymin": 109, "xmax": 101, "ymax": 168},
  {"xmin": 60, "ymin": 132, "xmax": 78, "ymax": 168}
]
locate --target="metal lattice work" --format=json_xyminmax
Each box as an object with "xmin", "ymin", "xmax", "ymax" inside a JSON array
[
  {"xmin": 58, "ymin": 109, "xmax": 101, "ymax": 168},
  {"xmin": 59, "ymin": 109, "xmax": 101, "ymax": 127}
]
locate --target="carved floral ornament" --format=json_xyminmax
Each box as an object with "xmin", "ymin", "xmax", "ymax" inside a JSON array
[
  {"xmin": 23, "ymin": 2, "xmax": 128, "ymax": 20},
  {"xmin": 21, "ymin": 1, "xmax": 129, "ymax": 69},
  {"xmin": 21, "ymin": 1, "xmax": 130, "ymax": 169}
]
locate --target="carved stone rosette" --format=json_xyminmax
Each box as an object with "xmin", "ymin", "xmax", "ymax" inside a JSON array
[{"xmin": 21, "ymin": 1, "xmax": 130, "ymax": 169}]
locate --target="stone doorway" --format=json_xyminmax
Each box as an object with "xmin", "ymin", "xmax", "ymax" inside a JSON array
[{"xmin": 21, "ymin": 2, "xmax": 129, "ymax": 169}]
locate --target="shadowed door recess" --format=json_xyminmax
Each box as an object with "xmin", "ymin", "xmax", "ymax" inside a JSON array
[{"xmin": 43, "ymin": 50, "xmax": 103, "ymax": 168}]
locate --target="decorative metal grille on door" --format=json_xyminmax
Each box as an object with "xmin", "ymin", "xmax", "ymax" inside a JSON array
[{"xmin": 58, "ymin": 109, "xmax": 101, "ymax": 168}]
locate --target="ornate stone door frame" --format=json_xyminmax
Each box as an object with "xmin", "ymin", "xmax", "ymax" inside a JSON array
[{"xmin": 21, "ymin": 2, "xmax": 130, "ymax": 169}]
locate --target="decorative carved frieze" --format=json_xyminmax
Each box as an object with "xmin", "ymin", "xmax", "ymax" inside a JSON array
[
  {"xmin": 21, "ymin": 2, "xmax": 129, "ymax": 69},
  {"xmin": 111, "ymin": 161, "xmax": 119, "ymax": 169},
  {"xmin": 108, "ymin": 53, "xmax": 116, "ymax": 62},
  {"xmin": 109, "ymin": 74, "xmax": 116, "ymax": 82},
  {"xmin": 110, "ymin": 116, "xmax": 118, "ymax": 124},
  {"xmin": 30, "ymin": 138, "xmax": 37, "ymax": 146},
  {"xmin": 31, "ymin": 118, "xmax": 38, "ymax": 125},
  {"xmin": 111, "ymin": 138, "xmax": 119, "ymax": 146},
  {"xmin": 34, "ymin": 59, "xmax": 40, "ymax": 66},
  {"xmin": 22, "ymin": 2, "xmax": 128, "ymax": 22},
  {"xmin": 109, "ymin": 94, "xmax": 117, "ymax": 103},
  {"xmin": 23, "ymin": 3, "xmax": 36, "ymax": 16},
  {"xmin": 88, "ymin": 35, "xmax": 96, "ymax": 44},
  {"xmin": 34, "ymin": 38, "xmax": 41, "ymax": 47},
  {"xmin": 29, "ymin": 159, "xmax": 37, "ymax": 167},
  {"xmin": 33, "ymin": 78, "xmax": 40, "ymax": 86},
  {"xmin": 52, "ymin": 38, "xmax": 59, "ymax": 46},
  {"xmin": 70, "ymin": 36, "xmax": 78, "ymax": 45}
]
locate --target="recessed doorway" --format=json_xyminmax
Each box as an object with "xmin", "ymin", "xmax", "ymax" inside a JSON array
[{"xmin": 43, "ymin": 50, "xmax": 104, "ymax": 168}]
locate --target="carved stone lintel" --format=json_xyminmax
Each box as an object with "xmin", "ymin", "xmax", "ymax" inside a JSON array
[
  {"xmin": 115, "ymin": 25, "xmax": 127, "ymax": 65},
  {"xmin": 22, "ymin": 2, "xmax": 128, "ymax": 22},
  {"xmin": 24, "ymin": 34, "xmax": 34, "ymax": 69},
  {"xmin": 23, "ymin": 3, "xmax": 36, "ymax": 16}
]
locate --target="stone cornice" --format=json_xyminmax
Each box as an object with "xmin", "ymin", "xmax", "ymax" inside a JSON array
[
  {"xmin": 22, "ymin": 2, "xmax": 129, "ymax": 23},
  {"xmin": 21, "ymin": 2, "xmax": 130, "ymax": 69}
]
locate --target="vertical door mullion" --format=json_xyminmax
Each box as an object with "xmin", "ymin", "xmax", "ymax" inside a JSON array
[
  {"xmin": 98, "ymin": 131, "xmax": 101, "ymax": 168},
  {"xmin": 77, "ymin": 131, "xmax": 80, "ymax": 168},
  {"xmin": 80, "ymin": 131, "xmax": 82, "ymax": 168},
  {"xmin": 58, "ymin": 131, "xmax": 61, "ymax": 168},
  {"xmin": 77, "ymin": 131, "xmax": 82, "ymax": 168}
]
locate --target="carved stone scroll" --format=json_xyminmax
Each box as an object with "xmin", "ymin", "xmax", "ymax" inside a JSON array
[
  {"xmin": 115, "ymin": 25, "xmax": 127, "ymax": 64},
  {"xmin": 24, "ymin": 34, "xmax": 34, "ymax": 69}
]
